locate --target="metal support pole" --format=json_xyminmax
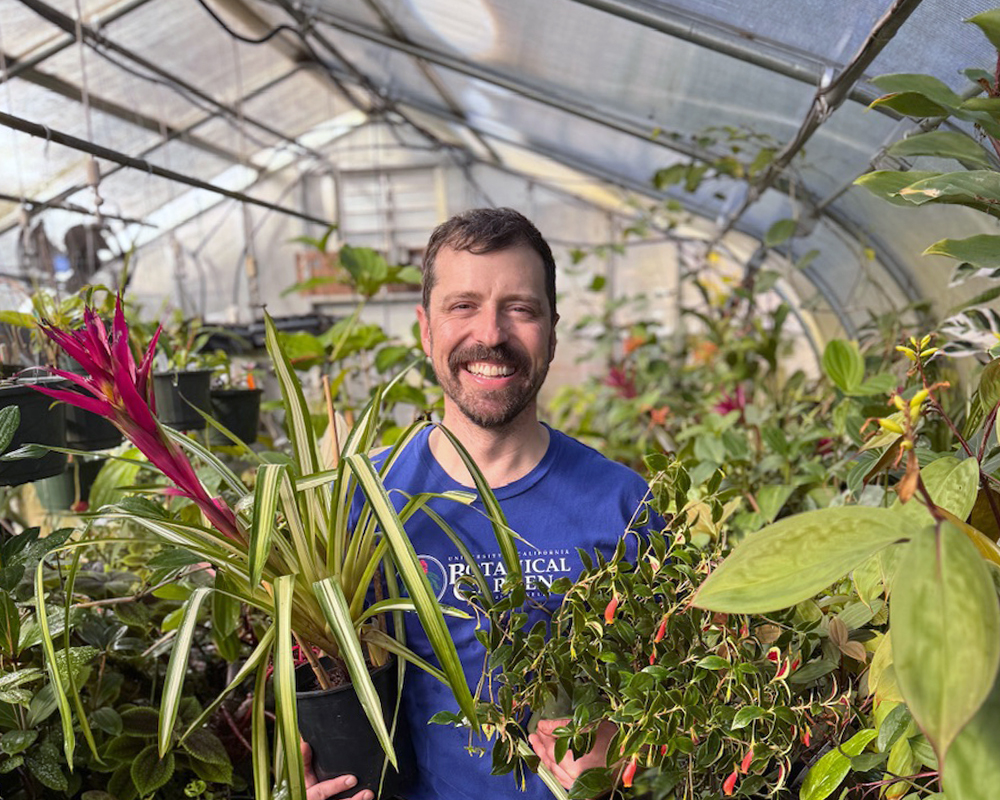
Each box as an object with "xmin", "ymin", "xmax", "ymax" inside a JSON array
[{"xmin": 0, "ymin": 110, "xmax": 335, "ymax": 227}]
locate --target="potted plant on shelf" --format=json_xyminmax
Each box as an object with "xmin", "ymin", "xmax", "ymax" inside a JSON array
[
  {"xmin": 0, "ymin": 374, "xmax": 68, "ymax": 486},
  {"xmin": 147, "ymin": 312, "xmax": 228, "ymax": 431},
  {"xmin": 208, "ymin": 365, "xmax": 263, "ymax": 447},
  {"xmin": 30, "ymin": 297, "xmax": 520, "ymax": 800}
]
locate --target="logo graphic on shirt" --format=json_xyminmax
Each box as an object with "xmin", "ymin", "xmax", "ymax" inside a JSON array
[
  {"xmin": 417, "ymin": 554, "xmax": 448, "ymax": 600},
  {"xmin": 443, "ymin": 549, "xmax": 573, "ymax": 601}
]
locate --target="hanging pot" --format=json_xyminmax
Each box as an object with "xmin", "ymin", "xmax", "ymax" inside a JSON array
[
  {"xmin": 0, "ymin": 378, "xmax": 68, "ymax": 486},
  {"xmin": 34, "ymin": 457, "xmax": 105, "ymax": 512},
  {"xmin": 152, "ymin": 369, "xmax": 214, "ymax": 431},
  {"xmin": 296, "ymin": 658, "xmax": 417, "ymax": 799},
  {"xmin": 209, "ymin": 387, "xmax": 262, "ymax": 445}
]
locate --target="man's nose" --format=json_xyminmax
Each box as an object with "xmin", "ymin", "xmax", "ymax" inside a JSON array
[{"xmin": 472, "ymin": 308, "xmax": 508, "ymax": 346}]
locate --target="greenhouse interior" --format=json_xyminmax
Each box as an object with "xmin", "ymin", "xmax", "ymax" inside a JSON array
[{"xmin": 1, "ymin": 0, "xmax": 999, "ymax": 798}]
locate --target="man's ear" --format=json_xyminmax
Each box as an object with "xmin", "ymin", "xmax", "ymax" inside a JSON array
[
  {"xmin": 416, "ymin": 304, "xmax": 431, "ymax": 356},
  {"xmin": 549, "ymin": 313, "xmax": 559, "ymax": 362}
]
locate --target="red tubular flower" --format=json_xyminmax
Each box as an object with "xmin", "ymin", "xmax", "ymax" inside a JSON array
[
  {"xmin": 604, "ymin": 594, "xmax": 619, "ymax": 625},
  {"xmin": 654, "ymin": 614, "xmax": 668, "ymax": 643},
  {"xmin": 622, "ymin": 757, "xmax": 637, "ymax": 788},
  {"xmin": 649, "ymin": 650, "xmax": 657, "ymax": 666},
  {"xmin": 740, "ymin": 746, "xmax": 753, "ymax": 774},
  {"xmin": 659, "ymin": 744, "xmax": 668, "ymax": 757},
  {"xmin": 801, "ymin": 727, "xmax": 811, "ymax": 747},
  {"xmin": 33, "ymin": 298, "xmax": 241, "ymax": 541},
  {"xmin": 723, "ymin": 769, "xmax": 739, "ymax": 796}
]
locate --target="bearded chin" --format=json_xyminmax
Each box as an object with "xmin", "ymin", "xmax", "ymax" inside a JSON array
[{"xmin": 441, "ymin": 355, "xmax": 549, "ymax": 429}]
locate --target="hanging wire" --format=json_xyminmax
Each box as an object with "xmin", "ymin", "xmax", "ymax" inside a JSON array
[{"xmin": 0, "ymin": 20, "xmax": 33, "ymax": 272}]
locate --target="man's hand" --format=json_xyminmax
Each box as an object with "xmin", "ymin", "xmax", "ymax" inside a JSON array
[
  {"xmin": 528, "ymin": 718, "xmax": 618, "ymax": 791},
  {"xmin": 301, "ymin": 740, "xmax": 374, "ymax": 800}
]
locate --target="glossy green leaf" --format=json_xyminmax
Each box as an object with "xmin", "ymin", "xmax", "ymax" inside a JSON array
[
  {"xmin": 887, "ymin": 131, "xmax": 990, "ymax": 168},
  {"xmin": 870, "ymin": 92, "xmax": 951, "ymax": 117},
  {"xmin": 730, "ymin": 706, "xmax": 764, "ymax": 729},
  {"xmin": 968, "ymin": 8, "xmax": 1000, "ymax": 51},
  {"xmin": 854, "ymin": 170, "xmax": 955, "ymax": 206},
  {"xmin": 0, "ymin": 591, "xmax": 19, "ymax": 657},
  {"xmin": 891, "ymin": 456, "xmax": 979, "ymax": 528},
  {"xmin": 159, "ymin": 587, "xmax": 210, "ymax": 756},
  {"xmin": 871, "ymin": 74, "xmax": 963, "ymax": 111},
  {"xmin": 943, "ymin": 669, "xmax": 1000, "ymax": 800},
  {"xmin": 799, "ymin": 729, "xmax": 877, "ymax": 800},
  {"xmin": 892, "ymin": 522, "xmax": 1000, "ymax": 759},
  {"xmin": 764, "ymin": 218, "xmax": 796, "ymax": 247},
  {"xmin": 924, "ymin": 235, "xmax": 1000, "ymax": 270},
  {"xmin": 251, "ymin": 653, "xmax": 270, "ymax": 800},
  {"xmin": 313, "ymin": 576, "xmax": 397, "ymax": 767},
  {"xmin": 693, "ymin": 507, "xmax": 909, "ymax": 613},
  {"xmin": 34, "ymin": 561, "xmax": 75, "ymax": 768},
  {"xmin": 822, "ymin": 340, "xmax": 864, "ymax": 393},
  {"xmin": 898, "ymin": 171, "xmax": 1000, "ymax": 217}
]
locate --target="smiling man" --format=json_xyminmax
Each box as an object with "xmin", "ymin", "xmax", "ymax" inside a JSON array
[{"xmin": 306, "ymin": 208, "xmax": 654, "ymax": 800}]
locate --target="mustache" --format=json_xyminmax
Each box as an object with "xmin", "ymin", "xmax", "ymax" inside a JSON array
[{"xmin": 448, "ymin": 343, "xmax": 528, "ymax": 373}]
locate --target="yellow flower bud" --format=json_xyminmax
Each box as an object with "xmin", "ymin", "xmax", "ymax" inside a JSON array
[
  {"xmin": 878, "ymin": 417, "xmax": 905, "ymax": 434},
  {"xmin": 900, "ymin": 439, "xmax": 913, "ymax": 451},
  {"xmin": 920, "ymin": 334, "xmax": 932, "ymax": 348},
  {"xmin": 919, "ymin": 348, "xmax": 938, "ymax": 358},
  {"xmin": 910, "ymin": 389, "xmax": 929, "ymax": 409},
  {"xmin": 892, "ymin": 395, "xmax": 906, "ymax": 411},
  {"xmin": 910, "ymin": 406, "xmax": 921, "ymax": 425},
  {"xmin": 895, "ymin": 346, "xmax": 918, "ymax": 362},
  {"xmin": 909, "ymin": 336, "xmax": 919, "ymax": 349}
]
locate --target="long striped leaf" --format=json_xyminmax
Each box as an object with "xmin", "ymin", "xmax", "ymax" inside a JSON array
[
  {"xmin": 250, "ymin": 464, "xmax": 284, "ymax": 588},
  {"xmin": 252, "ymin": 652, "xmax": 271, "ymax": 800},
  {"xmin": 346, "ymin": 453, "xmax": 479, "ymax": 730},
  {"xmin": 313, "ymin": 576, "xmax": 397, "ymax": 767},
  {"xmin": 433, "ymin": 424, "xmax": 521, "ymax": 582},
  {"xmin": 264, "ymin": 313, "xmax": 320, "ymax": 478},
  {"xmin": 180, "ymin": 626, "xmax": 275, "ymax": 743},
  {"xmin": 363, "ymin": 629, "xmax": 448, "ymax": 684},
  {"xmin": 61, "ymin": 547, "xmax": 101, "ymax": 762},
  {"xmin": 357, "ymin": 598, "xmax": 472, "ymax": 625},
  {"xmin": 159, "ymin": 588, "xmax": 210, "ymax": 756},
  {"xmin": 34, "ymin": 559, "xmax": 75, "ymax": 767},
  {"xmin": 273, "ymin": 575, "xmax": 306, "ymax": 800},
  {"xmin": 102, "ymin": 512, "xmax": 246, "ymax": 565}
]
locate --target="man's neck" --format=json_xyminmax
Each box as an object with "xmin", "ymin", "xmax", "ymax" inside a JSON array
[{"xmin": 428, "ymin": 409, "xmax": 550, "ymax": 489}]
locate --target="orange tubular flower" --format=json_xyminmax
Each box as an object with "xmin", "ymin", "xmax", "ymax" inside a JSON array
[
  {"xmin": 654, "ymin": 615, "xmax": 669, "ymax": 643},
  {"xmin": 604, "ymin": 594, "xmax": 619, "ymax": 625},
  {"xmin": 740, "ymin": 747, "xmax": 754, "ymax": 774},
  {"xmin": 622, "ymin": 757, "xmax": 638, "ymax": 788},
  {"xmin": 723, "ymin": 769, "xmax": 739, "ymax": 796}
]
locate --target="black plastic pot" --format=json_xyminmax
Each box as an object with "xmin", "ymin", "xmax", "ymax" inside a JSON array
[
  {"xmin": 34, "ymin": 458, "xmax": 105, "ymax": 511},
  {"xmin": 153, "ymin": 370, "xmax": 213, "ymax": 431},
  {"xmin": 0, "ymin": 378, "xmax": 68, "ymax": 486},
  {"xmin": 209, "ymin": 388, "xmax": 262, "ymax": 445},
  {"xmin": 65, "ymin": 401, "xmax": 123, "ymax": 451},
  {"xmin": 296, "ymin": 659, "xmax": 416, "ymax": 799}
]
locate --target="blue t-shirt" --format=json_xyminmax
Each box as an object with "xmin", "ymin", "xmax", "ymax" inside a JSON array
[{"xmin": 369, "ymin": 424, "xmax": 653, "ymax": 800}]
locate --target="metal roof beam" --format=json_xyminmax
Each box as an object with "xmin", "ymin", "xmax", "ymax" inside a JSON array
[
  {"xmin": 0, "ymin": 109, "xmax": 334, "ymax": 227},
  {"xmin": 0, "ymin": 65, "xmax": 312, "ymax": 236},
  {"xmin": 567, "ymin": 0, "xmax": 886, "ymax": 107},
  {"xmin": 0, "ymin": 0, "xmax": 156, "ymax": 85},
  {"xmin": 16, "ymin": 0, "xmax": 330, "ymax": 162},
  {"xmin": 1, "ymin": 54, "xmax": 248, "ymax": 165}
]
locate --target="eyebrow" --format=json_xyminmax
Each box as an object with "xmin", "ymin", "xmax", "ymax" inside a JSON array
[{"xmin": 438, "ymin": 291, "xmax": 542, "ymax": 307}]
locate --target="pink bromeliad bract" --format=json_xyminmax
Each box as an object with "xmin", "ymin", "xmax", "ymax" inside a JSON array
[{"xmin": 32, "ymin": 297, "xmax": 241, "ymax": 541}]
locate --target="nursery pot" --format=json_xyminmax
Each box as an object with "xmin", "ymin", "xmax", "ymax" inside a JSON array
[
  {"xmin": 153, "ymin": 369, "xmax": 213, "ymax": 430},
  {"xmin": 65, "ymin": 400, "xmax": 123, "ymax": 450},
  {"xmin": 0, "ymin": 378, "xmax": 68, "ymax": 486},
  {"xmin": 296, "ymin": 659, "xmax": 416, "ymax": 799},
  {"xmin": 209, "ymin": 387, "xmax": 262, "ymax": 445},
  {"xmin": 34, "ymin": 458, "xmax": 105, "ymax": 511}
]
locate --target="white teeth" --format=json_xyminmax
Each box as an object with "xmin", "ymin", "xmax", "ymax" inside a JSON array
[{"xmin": 466, "ymin": 362, "xmax": 514, "ymax": 378}]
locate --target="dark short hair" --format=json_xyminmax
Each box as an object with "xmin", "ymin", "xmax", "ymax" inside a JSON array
[{"xmin": 421, "ymin": 207, "xmax": 557, "ymax": 318}]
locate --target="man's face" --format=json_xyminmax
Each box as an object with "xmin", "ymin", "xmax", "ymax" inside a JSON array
[{"xmin": 417, "ymin": 244, "xmax": 557, "ymax": 429}]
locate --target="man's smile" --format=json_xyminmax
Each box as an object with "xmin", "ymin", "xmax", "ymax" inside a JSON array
[{"xmin": 464, "ymin": 361, "xmax": 516, "ymax": 379}]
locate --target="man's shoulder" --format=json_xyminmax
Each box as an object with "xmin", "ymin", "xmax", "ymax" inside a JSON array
[{"xmin": 548, "ymin": 427, "xmax": 648, "ymax": 489}]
